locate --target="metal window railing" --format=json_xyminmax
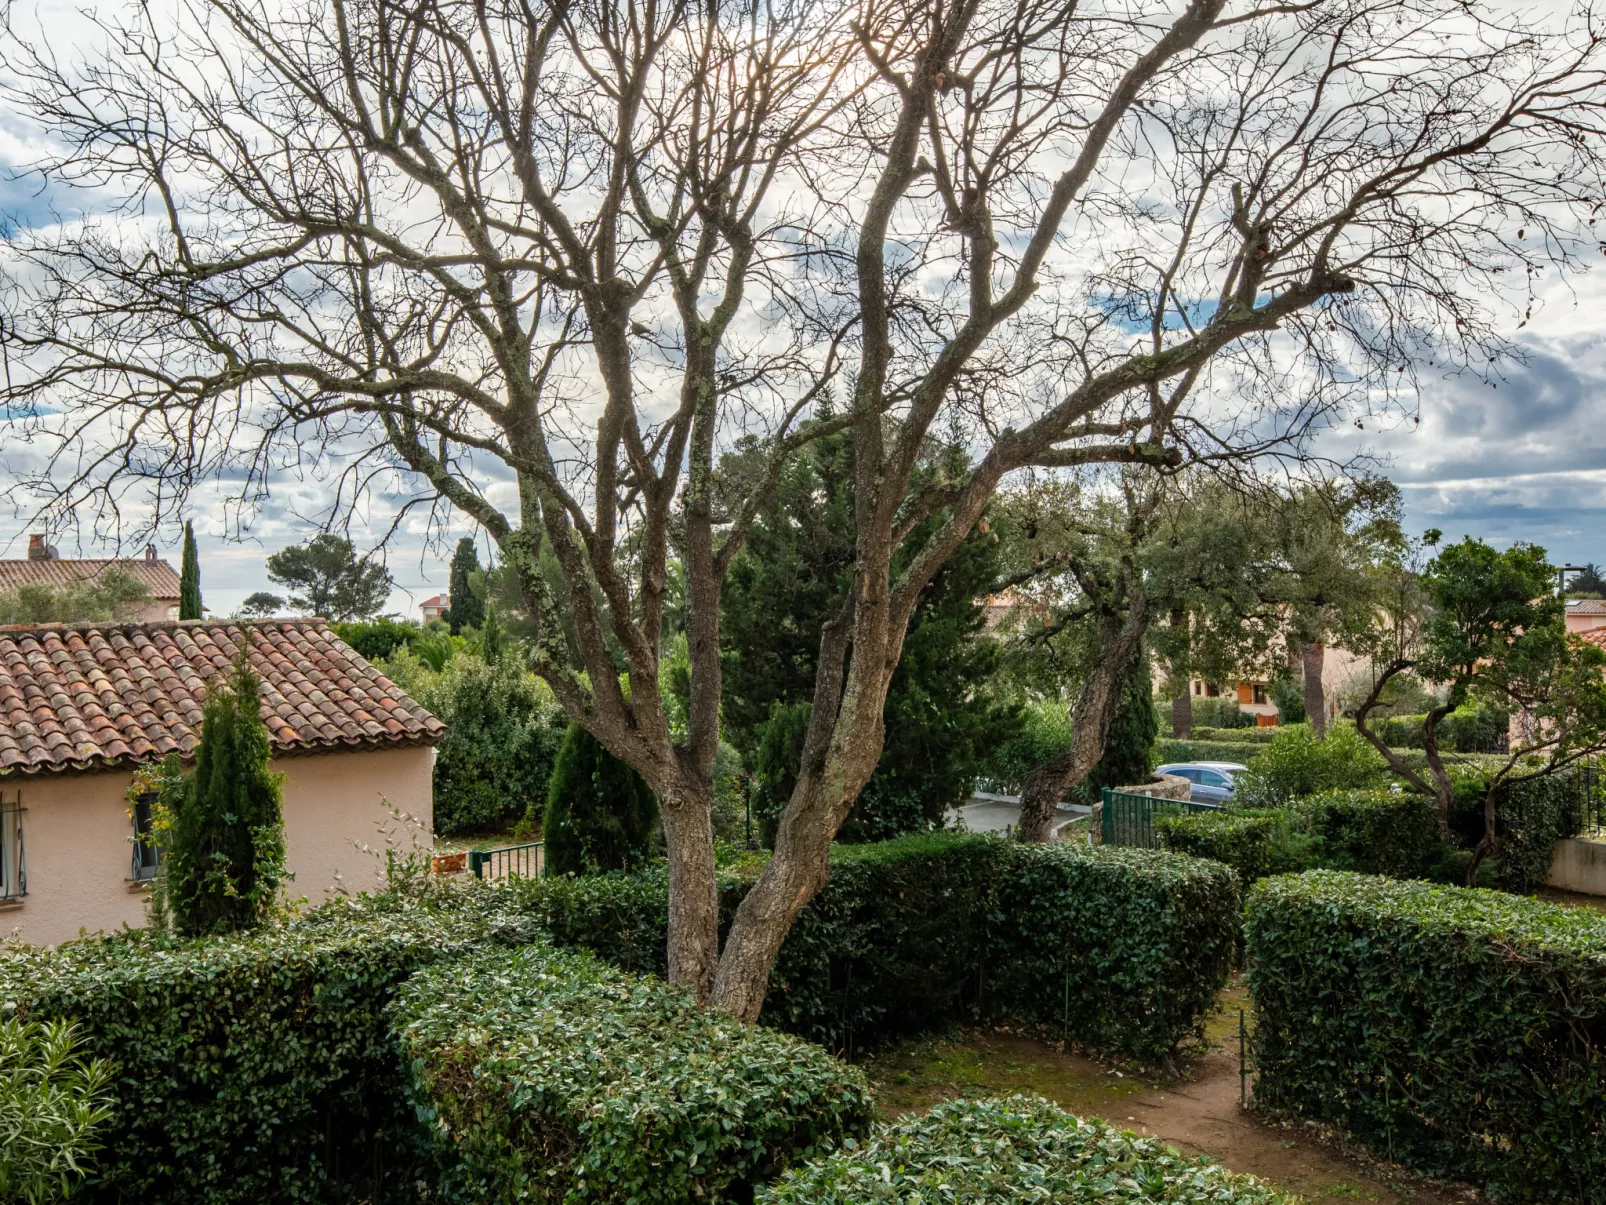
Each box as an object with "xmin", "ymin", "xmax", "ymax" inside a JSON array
[
  {"xmin": 468, "ymin": 841, "xmax": 545, "ymax": 881},
  {"xmin": 1100, "ymin": 786, "xmax": 1223, "ymax": 849},
  {"xmin": 0, "ymin": 793, "xmax": 26, "ymax": 900}
]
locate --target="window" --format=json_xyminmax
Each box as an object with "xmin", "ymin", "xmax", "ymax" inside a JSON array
[
  {"xmin": 131, "ymin": 791, "xmax": 160, "ymax": 882},
  {"xmin": 1199, "ymin": 770, "xmax": 1231, "ymax": 788},
  {"xmin": 0, "ymin": 792, "xmax": 25, "ymax": 901},
  {"xmin": 1252, "ymin": 683, "xmax": 1268, "ymax": 705}
]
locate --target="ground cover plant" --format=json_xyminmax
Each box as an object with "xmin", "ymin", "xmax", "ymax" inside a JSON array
[
  {"xmin": 757, "ymin": 1095, "xmax": 1299, "ymax": 1205},
  {"xmin": 394, "ymin": 941, "xmax": 874, "ymax": 1203},
  {"xmin": 0, "ymin": 1017, "xmax": 116, "ymax": 1205},
  {"xmin": 1247, "ymin": 871, "xmax": 1606, "ymax": 1203}
]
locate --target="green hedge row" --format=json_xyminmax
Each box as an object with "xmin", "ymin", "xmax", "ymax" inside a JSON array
[
  {"xmin": 0, "ymin": 894, "xmax": 539, "ymax": 1204},
  {"xmin": 1154, "ymin": 738, "xmax": 1266, "ymax": 765},
  {"xmin": 1247, "ymin": 872, "xmax": 1606, "ymax": 1203},
  {"xmin": 1187, "ymin": 725, "xmax": 1284, "ymax": 744},
  {"xmin": 1294, "ymin": 788, "xmax": 1440, "ymax": 879},
  {"xmin": 758, "ymin": 1095, "xmax": 1297, "ymax": 1205},
  {"xmin": 394, "ymin": 942, "xmax": 873, "ymax": 1203},
  {"xmin": 1156, "ymin": 810, "xmax": 1287, "ymax": 884},
  {"xmin": 508, "ymin": 832, "xmax": 1240, "ymax": 1062}
]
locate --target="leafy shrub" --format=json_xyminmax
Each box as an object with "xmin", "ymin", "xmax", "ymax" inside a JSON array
[
  {"xmin": 1267, "ymin": 676, "xmax": 1306, "ymax": 725},
  {"xmin": 396, "ymin": 652, "xmax": 568, "ymax": 835},
  {"xmin": 1445, "ymin": 766, "xmax": 1590, "ymax": 892},
  {"xmin": 332, "ymin": 616, "xmax": 421, "ymax": 662},
  {"xmin": 393, "ymin": 942, "xmax": 873, "ymax": 1204},
  {"xmin": 1247, "ymin": 872, "xmax": 1606, "ymax": 1203},
  {"xmin": 1295, "ymin": 788, "xmax": 1439, "ymax": 879},
  {"xmin": 1157, "ymin": 810, "xmax": 1286, "ymax": 884},
  {"xmin": 1231, "ymin": 724, "xmax": 1387, "ymax": 808},
  {"xmin": 503, "ymin": 833, "xmax": 1240, "ymax": 1062},
  {"xmin": 0, "ymin": 1017, "xmax": 116, "ymax": 1205},
  {"xmin": 0, "ymin": 894, "xmax": 537, "ymax": 1204},
  {"xmin": 759, "ymin": 1095, "xmax": 1297, "ymax": 1205},
  {"xmin": 975, "ymin": 696, "xmax": 1076, "ymax": 794},
  {"xmin": 1189, "ymin": 725, "xmax": 1287, "ymax": 744},
  {"xmin": 166, "ymin": 655, "xmax": 287, "ymax": 935},
  {"xmin": 1377, "ymin": 707, "xmax": 1509, "ymax": 753},
  {"xmin": 1154, "ymin": 738, "xmax": 1266, "ymax": 765},
  {"xmin": 539, "ymin": 721, "xmax": 659, "ymax": 875},
  {"xmin": 1187, "ymin": 696, "xmax": 1258, "ymax": 729}
]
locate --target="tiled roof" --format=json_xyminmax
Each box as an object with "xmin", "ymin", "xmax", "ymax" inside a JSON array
[
  {"xmin": 1566, "ymin": 599, "xmax": 1606, "ymax": 615},
  {"xmin": 0, "ymin": 558, "xmax": 182, "ymax": 599},
  {"xmin": 420, "ymin": 595, "xmax": 448, "ymax": 608},
  {"xmin": 1577, "ymin": 628, "xmax": 1606, "ymax": 650},
  {"xmin": 0, "ymin": 619, "xmax": 444, "ymax": 777}
]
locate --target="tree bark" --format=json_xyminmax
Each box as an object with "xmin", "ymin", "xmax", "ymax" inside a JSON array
[
  {"xmin": 1018, "ymin": 593, "xmax": 1150, "ymax": 842},
  {"xmin": 1171, "ymin": 687, "xmax": 1193, "ymax": 739},
  {"xmin": 1301, "ymin": 641, "xmax": 1327, "ymax": 735},
  {"xmin": 660, "ymin": 784, "xmax": 720, "ymax": 998}
]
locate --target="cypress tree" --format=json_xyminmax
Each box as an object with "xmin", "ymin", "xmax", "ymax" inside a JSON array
[
  {"xmin": 166, "ymin": 653, "xmax": 286, "ymax": 935},
  {"xmin": 1083, "ymin": 652, "xmax": 1160, "ymax": 799},
  {"xmin": 445, "ymin": 537, "xmax": 484, "ymax": 634},
  {"xmin": 541, "ymin": 721, "xmax": 657, "ymax": 875},
  {"xmin": 179, "ymin": 521, "xmax": 203, "ymax": 620}
]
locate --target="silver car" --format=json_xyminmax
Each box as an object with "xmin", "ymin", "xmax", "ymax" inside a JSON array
[{"xmin": 1154, "ymin": 761, "xmax": 1249, "ymax": 804}]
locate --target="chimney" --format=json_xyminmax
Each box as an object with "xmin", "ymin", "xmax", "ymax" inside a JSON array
[
  {"xmin": 27, "ymin": 534, "xmax": 48, "ymax": 560},
  {"xmin": 145, "ymin": 544, "xmax": 157, "ymax": 563}
]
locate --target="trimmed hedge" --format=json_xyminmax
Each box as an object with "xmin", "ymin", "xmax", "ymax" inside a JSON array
[
  {"xmin": 0, "ymin": 894, "xmax": 538, "ymax": 1204},
  {"xmin": 1189, "ymin": 725, "xmax": 1285, "ymax": 744},
  {"xmin": 394, "ymin": 942, "xmax": 873, "ymax": 1203},
  {"xmin": 1295, "ymin": 788, "xmax": 1439, "ymax": 879},
  {"xmin": 1155, "ymin": 737, "xmax": 1265, "ymax": 765},
  {"xmin": 1157, "ymin": 809, "xmax": 1285, "ymax": 884},
  {"xmin": 1247, "ymin": 872, "xmax": 1606, "ymax": 1202},
  {"xmin": 758, "ymin": 1095, "xmax": 1298, "ymax": 1205},
  {"xmin": 507, "ymin": 833, "xmax": 1240, "ymax": 1062}
]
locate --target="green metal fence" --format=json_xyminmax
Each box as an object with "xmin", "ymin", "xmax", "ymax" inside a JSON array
[
  {"xmin": 468, "ymin": 840, "xmax": 545, "ymax": 881},
  {"xmin": 1100, "ymin": 787, "xmax": 1222, "ymax": 848}
]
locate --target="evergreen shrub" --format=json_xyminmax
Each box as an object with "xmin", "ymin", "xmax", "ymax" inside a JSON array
[
  {"xmin": 1154, "ymin": 738, "xmax": 1265, "ymax": 766},
  {"xmin": 0, "ymin": 895, "xmax": 537, "ymax": 1204},
  {"xmin": 1295, "ymin": 788, "xmax": 1438, "ymax": 879},
  {"xmin": 540, "ymin": 721, "xmax": 659, "ymax": 874},
  {"xmin": 1082, "ymin": 659, "xmax": 1158, "ymax": 800},
  {"xmin": 1156, "ymin": 810, "xmax": 1286, "ymax": 884},
  {"xmin": 758, "ymin": 1096, "xmax": 1297, "ymax": 1205},
  {"xmin": 504, "ymin": 833, "xmax": 1239, "ymax": 1062},
  {"xmin": 1247, "ymin": 872, "xmax": 1606, "ymax": 1203},
  {"xmin": 1230, "ymin": 724, "xmax": 1387, "ymax": 808},
  {"xmin": 1189, "ymin": 725, "xmax": 1285, "ymax": 744},
  {"xmin": 393, "ymin": 942, "xmax": 873, "ymax": 1204}
]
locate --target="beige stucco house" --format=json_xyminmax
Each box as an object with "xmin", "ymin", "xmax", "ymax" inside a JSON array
[
  {"xmin": 0, "ymin": 537, "xmax": 185, "ymax": 622},
  {"xmin": 0, "ymin": 618, "xmax": 444, "ymax": 946}
]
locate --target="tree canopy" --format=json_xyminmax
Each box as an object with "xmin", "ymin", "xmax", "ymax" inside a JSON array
[
  {"xmin": 265, "ymin": 535, "xmax": 393, "ymax": 621},
  {"xmin": 444, "ymin": 538, "xmax": 485, "ymax": 635},
  {"xmin": 3, "ymin": 0, "xmax": 1605, "ymax": 1015},
  {"xmin": 0, "ymin": 568, "xmax": 151, "ymax": 625}
]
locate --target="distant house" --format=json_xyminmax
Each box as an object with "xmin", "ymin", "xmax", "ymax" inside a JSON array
[
  {"xmin": 420, "ymin": 594, "xmax": 450, "ymax": 624},
  {"xmin": 1565, "ymin": 599, "xmax": 1606, "ymax": 634},
  {"xmin": 0, "ymin": 537, "xmax": 182, "ymax": 622},
  {"xmin": 0, "ymin": 618, "xmax": 444, "ymax": 946}
]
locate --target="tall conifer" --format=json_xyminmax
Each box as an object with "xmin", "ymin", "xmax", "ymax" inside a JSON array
[{"xmin": 179, "ymin": 522, "xmax": 202, "ymax": 620}]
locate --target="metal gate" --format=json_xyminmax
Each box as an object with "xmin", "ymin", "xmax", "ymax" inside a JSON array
[{"xmin": 1100, "ymin": 787, "xmax": 1222, "ymax": 848}]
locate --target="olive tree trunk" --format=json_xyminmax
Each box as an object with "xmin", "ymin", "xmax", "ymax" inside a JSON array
[{"xmin": 1301, "ymin": 641, "xmax": 1327, "ymax": 735}]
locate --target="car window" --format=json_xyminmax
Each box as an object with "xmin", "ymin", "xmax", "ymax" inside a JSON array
[
  {"xmin": 1169, "ymin": 767, "xmax": 1201, "ymax": 783},
  {"xmin": 1200, "ymin": 770, "xmax": 1230, "ymax": 788}
]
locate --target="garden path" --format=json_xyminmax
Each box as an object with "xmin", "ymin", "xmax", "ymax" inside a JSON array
[{"xmin": 863, "ymin": 979, "xmax": 1477, "ymax": 1205}]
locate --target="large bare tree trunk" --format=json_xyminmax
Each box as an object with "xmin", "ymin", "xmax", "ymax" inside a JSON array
[
  {"xmin": 1301, "ymin": 641, "xmax": 1327, "ymax": 735},
  {"xmin": 1171, "ymin": 687, "xmax": 1194, "ymax": 738}
]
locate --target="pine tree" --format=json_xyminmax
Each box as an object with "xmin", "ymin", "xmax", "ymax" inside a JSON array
[
  {"xmin": 540, "ymin": 721, "xmax": 657, "ymax": 875},
  {"xmin": 445, "ymin": 537, "xmax": 484, "ymax": 634},
  {"xmin": 166, "ymin": 653, "xmax": 286, "ymax": 935},
  {"xmin": 1082, "ymin": 653, "xmax": 1160, "ymax": 799},
  {"xmin": 179, "ymin": 522, "xmax": 203, "ymax": 620}
]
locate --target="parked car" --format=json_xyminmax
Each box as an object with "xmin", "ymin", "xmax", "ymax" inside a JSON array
[{"xmin": 1154, "ymin": 761, "xmax": 1249, "ymax": 804}]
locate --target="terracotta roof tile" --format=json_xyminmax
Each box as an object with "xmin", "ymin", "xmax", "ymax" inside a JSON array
[
  {"xmin": 0, "ymin": 557, "xmax": 182, "ymax": 599},
  {"xmin": 0, "ymin": 618, "xmax": 444, "ymax": 777},
  {"xmin": 1576, "ymin": 628, "xmax": 1606, "ymax": 650},
  {"xmin": 1567, "ymin": 599, "xmax": 1606, "ymax": 616}
]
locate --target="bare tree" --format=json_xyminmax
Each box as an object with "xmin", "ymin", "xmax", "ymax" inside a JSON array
[{"xmin": 4, "ymin": 0, "xmax": 1606, "ymax": 1018}]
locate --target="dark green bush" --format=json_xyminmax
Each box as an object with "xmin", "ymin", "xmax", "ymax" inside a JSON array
[
  {"xmin": 1231, "ymin": 725, "xmax": 1388, "ymax": 808},
  {"xmin": 1082, "ymin": 657, "xmax": 1158, "ymax": 800},
  {"xmin": 503, "ymin": 833, "xmax": 1240, "ymax": 1062},
  {"xmin": 0, "ymin": 894, "xmax": 536, "ymax": 1204},
  {"xmin": 539, "ymin": 721, "xmax": 658, "ymax": 875},
  {"xmin": 332, "ymin": 616, "xmax": 421, "ymax": 662},
  {"xmin": 393, "ymin": 942, "xmax": 874, "ymax": 1204},
  {"xmin": 1154, "ymin": 738, "xmax": 1265, "ymax": 765},
  {"xmin": 1296, "ymin": 788, "xmax": 1439, "ymax": 879},
  {"xmin": 1247, "ymin": 872, "xmax": 1606, "ymax": 1203},
  {"xmin": 1377, "ymin": 707, "xmax": 1509, "ymax": 753},
  {"xmin": 758, "ymin": 1095, "xmax": 1296, "ymax": 1205},
  {"xmin": 1446, "ymin": 768, "xmax": 1590, "ymax": 892},
  {"xmin": 1189, "ymin": 725, "xmax": 1285, "ymax": 744},
  {"xmin": 1157, "ymin": 810, "xmax": 1285, "ymax": 883}
]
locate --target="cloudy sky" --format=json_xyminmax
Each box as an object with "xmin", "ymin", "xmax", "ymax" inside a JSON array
[{"xmin": 1, "ymin": 0, "xmax": 1603, "ymax": 618}]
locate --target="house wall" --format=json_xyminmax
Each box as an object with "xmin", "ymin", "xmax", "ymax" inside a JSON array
[
  {"xmin": 1546, "ymin": 837, "xmax": 1606, "ymax": 897},
  {"xmin": 0, "ymin": 744, "xmax": 434, "ymax": 947}
]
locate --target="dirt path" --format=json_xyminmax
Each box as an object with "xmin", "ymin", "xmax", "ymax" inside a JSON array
[{"xmin": 863, "ymin": 983, "xmax": 1476, "ymax": 1205}]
